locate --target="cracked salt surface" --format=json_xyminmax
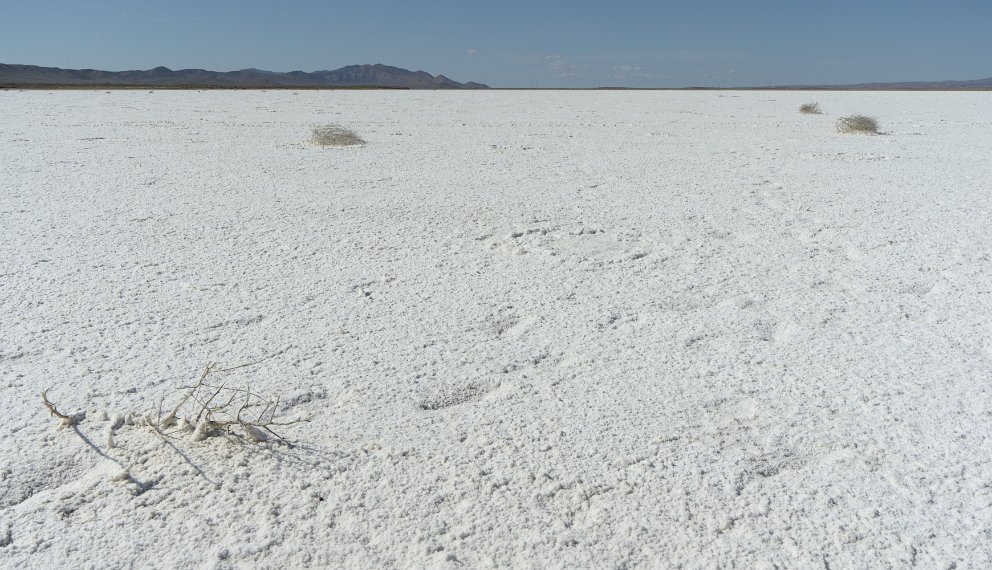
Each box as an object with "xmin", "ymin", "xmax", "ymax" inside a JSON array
[{"xmin": 1, "ymin": 89, "xmax": 991, "ymax": 568}]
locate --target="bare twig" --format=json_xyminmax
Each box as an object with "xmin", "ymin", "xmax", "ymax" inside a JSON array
[
  {"xmin": 163, "ymin": 362, "xmax": 213, "ymax": 427},
  {"xmin": 41, "ymin": 390, "xmax": 71, "ymax": 420},
  {"xmin": 41, "ymin": 389, "xmax": 82, "ymax": 430},
  {"xmin": 165, "ymin": 362, "xmax": 308, "ymax": 444}
]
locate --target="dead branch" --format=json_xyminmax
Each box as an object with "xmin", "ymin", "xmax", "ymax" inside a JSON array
[
  {"xmin": 160, "ymin": 362, "xmax": 308, "ymax": 445},
  {"xmin": 40, "ymin": 360, "xmax": 308, "ymax": 445},
  {"xmin": 41, "ymin": 389, "xmax": 82, "ymax": 430}
]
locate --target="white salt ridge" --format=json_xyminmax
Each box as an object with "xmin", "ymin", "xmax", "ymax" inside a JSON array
[{"xmin": 1, "ymin": 90, "xmax": 991, "ymax": 567}]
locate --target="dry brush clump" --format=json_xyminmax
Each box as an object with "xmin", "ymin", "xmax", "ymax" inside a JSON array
[
  {"xmin": 42, "ymin": 362, "xmax": 308, "ymax": 446},
  {"xmin": 158, "ymin": 362, "xmax": 307, "ymax": 444},
  {"xmin": 310, "ymin": 124, "xmax": 365, "ymax": 147},
  {"xmin": 799, "ymin": 102, "xmax": 822, "ymax": 114},
  {"xmin": 836, "ymin": 114, "xmax": 880, "ymax": 134}
]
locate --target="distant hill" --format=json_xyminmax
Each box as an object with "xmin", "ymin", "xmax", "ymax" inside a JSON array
[
  {"xmin": 0, "ymin": 63, "xmax": 489, "ymax": 89},
  {"xmin": 756, "ymin": 77, "xmax": 992, "ymax": 91}
]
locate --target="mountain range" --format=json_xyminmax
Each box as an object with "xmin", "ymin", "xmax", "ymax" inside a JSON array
[
  {"xmin": 0, "ymin": 63, "xmax": 489, "ymax": 89},
  {"xmin": 2, "ymin": 63, "xmax": 989, "ymax": 90}
]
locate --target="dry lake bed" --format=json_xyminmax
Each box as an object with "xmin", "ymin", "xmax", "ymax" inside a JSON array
[{"xmin": 1, "ymin": 89, "xmax": 991, "ymax": 568}]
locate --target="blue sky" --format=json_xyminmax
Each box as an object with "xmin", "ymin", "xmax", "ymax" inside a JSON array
[{"xmin": 1, "ymin": 0, "xmax": 990, "ymax": 87}]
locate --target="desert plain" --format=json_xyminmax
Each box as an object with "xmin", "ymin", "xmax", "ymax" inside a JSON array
[{"xmin": 1, "ymin": 89, "xmax": 991, "ymax": 568}]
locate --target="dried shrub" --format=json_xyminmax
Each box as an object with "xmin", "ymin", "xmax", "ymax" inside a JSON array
[
  {"xmin": 157, "ymin": 362, "xmax": 307, "ymax": 444},
  {"xmin": 42, "ymin": 362, "xmax": 308, "ymax": 446},
  {"xmin": 836, "ymin": 114, "xmax": 880, "ymax": 134},
  {"xmin": 310, "ymin": 124, "xmax": 364, "ymax": 147},
  {"xmin": 799, "ymin": 102, "xmax": 822, "ymax": 115}
]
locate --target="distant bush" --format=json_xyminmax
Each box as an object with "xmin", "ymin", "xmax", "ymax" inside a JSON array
[
  {"xmin": 836, "ymin": 115, "xmax": 880, "ymax": 134},
  {"xmin": 310, "ymin": 124, "xmax": 364, "ymax": 147},
  {"xmin": 799, "ymin": 102, "xmax": 822, "ymax": 114}
]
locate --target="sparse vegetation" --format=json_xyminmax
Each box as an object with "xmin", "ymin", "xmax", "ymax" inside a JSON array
[
  {"xmin": 42, "ymin": 362, "xmax": 308, "ymax": 445},
  {"xmin": 836, "ymin": 114, "xmax": 880, "ymax": 134},
  {"xmin": 310, "ymin": 124, "xmax": 364, "ymax": 147},
  {"xmin": 162, "ymin": 362, "xmax": 307, "ymax": 444},
  {"xmin": 799, "ymin": 102, "xmax": 822, "ymax": 114}
]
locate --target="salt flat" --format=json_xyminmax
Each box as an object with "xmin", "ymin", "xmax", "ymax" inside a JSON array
[{"xmin": 1, "ymin": 89, "xmax": 991, "ymax": 568}]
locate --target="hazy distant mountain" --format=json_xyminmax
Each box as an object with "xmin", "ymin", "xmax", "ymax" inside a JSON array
[
  {"xmin": 0, "ymin": 63, "xmax": 489, "ymax": 89},
  {"xmin": 5, "ymin": 62, "xmax": 987, "ymax": 90},
  {"xmin": 309, "ymin": 64, "xmax": 488, "ymax": 89},
  {"xmin": 839, "ymin": 78, "xmax": 992, "ymax": 89},
  {"xmin": 760, "ymin": 77, "xmax": 992, "ymax": 90}
]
